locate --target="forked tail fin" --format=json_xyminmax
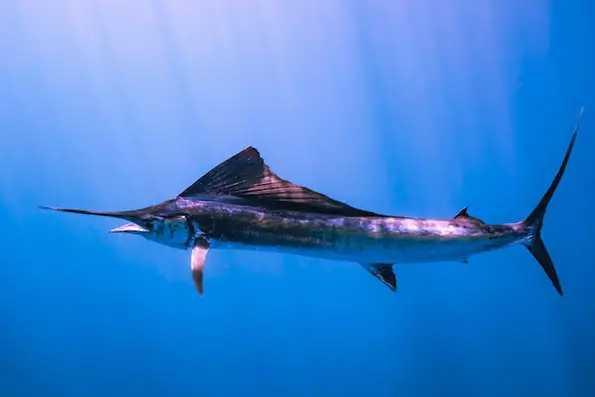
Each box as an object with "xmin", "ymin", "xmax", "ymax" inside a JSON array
[{"xmin": 522, "ymin": 107, "xmax": 583, "ymax": 296}]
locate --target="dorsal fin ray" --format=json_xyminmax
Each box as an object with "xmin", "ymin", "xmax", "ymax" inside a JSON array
[
  {"xmin": 453, "ymin": 206, "xmax": 485, "ymax": 225},
  {"xmin": 178, "ymin": 147, "xmax": 386, "ymax": 217}
]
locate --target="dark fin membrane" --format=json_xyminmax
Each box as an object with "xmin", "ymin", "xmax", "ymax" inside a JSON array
[
  {"xmin": 361, "ymin": 263, "xmax": 396, "ymax": 291},
  {"xmin": 178, "ymin": 147, "xmax": 386, "ymax": 217},
  {"xmin": 524, "ymin": 109, "xmax": 581, "ymax": 228},
  {"xmin": 453, "ymin": 206, "xmax": 485, "ymax": 225},
  {"xmin": 525, "ymin": 236, "xmax": 562, "ymax": 296}
]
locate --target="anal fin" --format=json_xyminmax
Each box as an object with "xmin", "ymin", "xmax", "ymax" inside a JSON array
[
  {"xmin": 361, "ymin": 263, "xmax": 396, "ymax": 291},
  {"xmin": 191, "ymin": 238, "xmax": 210, "ymax": 295}
]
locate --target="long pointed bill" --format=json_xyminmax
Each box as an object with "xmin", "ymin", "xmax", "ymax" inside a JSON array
[
  {"xmin": 39, "ymin": 206, "xmax": 133, "ymax": 218},
  {"xmin": 109, "ymin": 222, "xmax": 150, "ymax": 234},
  {"xmin": 39, "ymin": 206, "xmax": 148, "ymax": 234}
]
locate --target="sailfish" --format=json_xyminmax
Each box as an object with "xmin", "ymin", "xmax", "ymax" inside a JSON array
[{"xmin": 40, "ymin": 110, "xmax": 583, "ymax": 296}]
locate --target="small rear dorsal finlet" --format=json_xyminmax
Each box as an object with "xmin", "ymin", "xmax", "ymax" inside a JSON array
[
  {"xmin": 454, "ymin": 207, "xmax": 470, "ymax": 218},
  {"xmin": 453, "ymin": 206, "xmax": 485, "ymax": 225}
]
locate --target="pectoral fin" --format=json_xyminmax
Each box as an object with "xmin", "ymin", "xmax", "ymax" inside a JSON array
[
  {"xmin": 191, "ymin": 238, "xmax": 210, "ymax": 295},
  {"xmin": 361, "ymin": 263, "xmax": 396, "ymax": 291}
]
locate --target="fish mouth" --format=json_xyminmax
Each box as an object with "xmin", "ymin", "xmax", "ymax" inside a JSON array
[{"xmin": 109, "ymin": 222, "xmax": 150, "ymax": 234}]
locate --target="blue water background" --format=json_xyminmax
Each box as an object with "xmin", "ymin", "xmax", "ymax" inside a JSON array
[{"xmin": 1, "ymin": 1, "xmax": 595, "ymax": 396}]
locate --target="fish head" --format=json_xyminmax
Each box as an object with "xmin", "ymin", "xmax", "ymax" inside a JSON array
[{"xmin": 110, "ymin": 215, "xmax": 191, "ymax": 250}]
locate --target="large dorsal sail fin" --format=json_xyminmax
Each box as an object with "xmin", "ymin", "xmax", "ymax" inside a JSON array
[{"xmin": 178, "ymin": 146, "xmax": 386, "ymax": 217}]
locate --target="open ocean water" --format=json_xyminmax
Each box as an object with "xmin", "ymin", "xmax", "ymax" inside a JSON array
[{"xmin": 1, "ymin": 1, "xmax": 595, "ymax": 396}]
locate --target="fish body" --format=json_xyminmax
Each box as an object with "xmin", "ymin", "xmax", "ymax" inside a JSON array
[
  {"xmin": 146, "ymin": 197, "xmax": 523, "ymax": 264},
  {"xmin": 41, "ymin": 110, "xmax": 583, "ymax": 296}
]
